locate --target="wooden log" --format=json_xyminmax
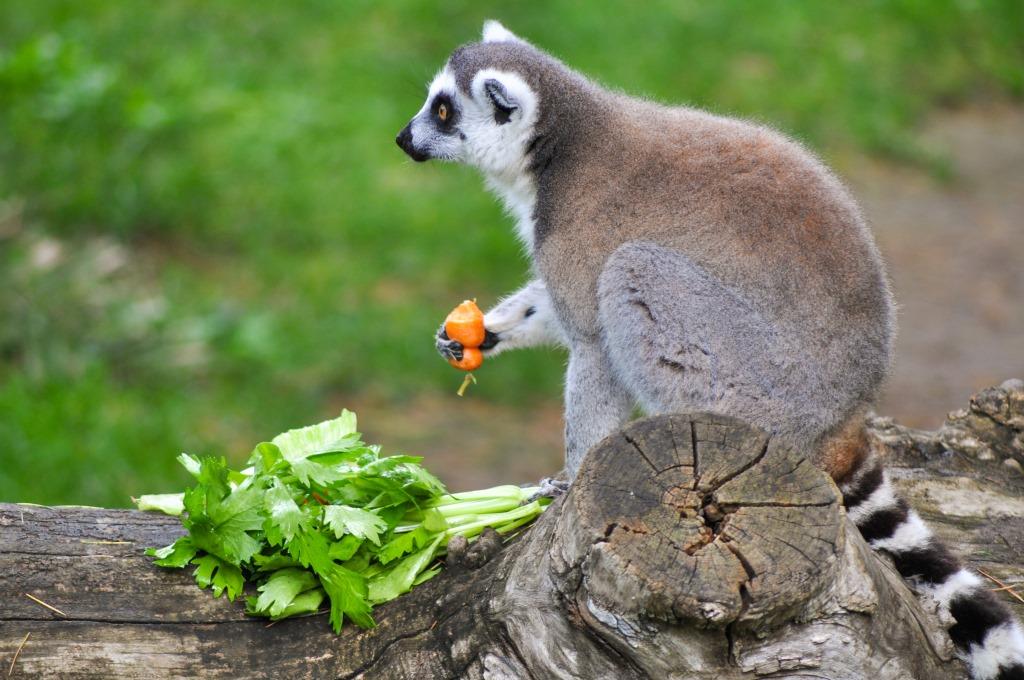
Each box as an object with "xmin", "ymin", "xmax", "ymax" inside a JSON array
[
  {"xmin": 1, "ymin": 381, "xmax": 1022, "ymax": 679},
  {"xmin": 558, "ymin": 414, "xmax": 841, "ymax": 629}
]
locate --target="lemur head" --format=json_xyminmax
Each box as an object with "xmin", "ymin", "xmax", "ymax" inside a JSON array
[{"xmin": 396, "ymin": 20, "xmax": 587, "ymax": 180}]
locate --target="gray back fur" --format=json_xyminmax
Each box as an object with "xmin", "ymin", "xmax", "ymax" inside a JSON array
[{"xmin": 445, "ymin": 34, "xmax": 896, "ymax": 469}]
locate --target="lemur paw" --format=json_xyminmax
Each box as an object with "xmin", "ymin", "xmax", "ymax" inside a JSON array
[
  {"xmin": 528, "ymin": 477, "xmax": 570, "ymax": 501},
  {"xmin": 435, "ymin": 324, "xmax": 463, "ymax": 361},
  {"xmin": 435, "ymin": 324, "xmax": 499, "ymax": 362}
]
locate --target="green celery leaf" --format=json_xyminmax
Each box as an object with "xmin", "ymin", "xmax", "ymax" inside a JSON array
[
  {"xmin": 135, "ymin": 493, "xmax": 185, "ymax": 516},
  {"xmin": 273, "ymin": 588, "xmax": 325, "ymax": 620},
  {"xmin": 286, "ymin": 527, "xmax": 335, "ymax": 576},
  {"xmin": 177, "ymin": 453, "xmax": 202, "ymax": 478},
  {"xmin": 412, "ymin": 565, "xmax": 442, "ymax": 587},
  {"xmin": 377, "ymin": 526, "xmax": 433, "ymax": 565},
  {"xmin": 322, "ymin": 566, "xmax": 373, "ymax": 632},
  {"xmin": 252, "ymin": 567, "xmax": 320, "ymax": 617},
  {"xmin": 324, "ymin": 483, "xmax": 369, "ymax": 506},
  {"xmin": 342, "ymin": 549, "xmax": 373, "ymax": 574},
  {"xmin": 263, "ymin": 480, "xmax": 309, "ymax": 545},
  {"xmin": 181, "ymin": 460, "xmax": 265, "ymax": 565},
  {"xmin": 192, "ymin": 554, "xmax": 244, "ymax": 601},
  {"xmin": 367, "ymin": 535, "xmax": 443, "ymax": 604},
  {"xmin": 403, "ymin": 466, "xmax": 447, "ymax": 498},
  {"xmin": 420, "ymin": 508, "xmax": 449, "ymax": 532},
  {"xmin": 307, "ymin": 445, "xmax": 375, "ymax": 466},
  {"xmin": 328, "ymin": 534, "xmax": 363, "ymax": 562},
  {"xmin": 359, "ymin": 482, "xmax": 415, "ymax": 510},
  {"xmin": 249, "ymin": 442, "xmax": 282, "ymax": 471},
  {"xmin": 207, "ymin": 485, "xmax": 265, "ymax": 564},
  {"xmin": 288, "ymin": 458, "xmax": 348, "ymax": 487},
  {"xmin": 227, "ymin": 468, "xmax": 251, "ymax": 486},
  {"xmin": 146, "ymin": 535, "xmax": 197, "ymax": 567},
  {"xmin": 252, "ymin": 551, "xmax": 301, "ymax": 572},
  {"xmin": 323, "ymin": 505, "xmax": 388, "ymax": 546},
  {"xmin": 272, "ymin": 410, "xmax": 359, "ymax": 462},
  {"xmin": 372, "ymin": 504, "xmax": 409, "ymax": 527},
  {"xmin": 182, "ymin": 457, "xmax": 231, "ymax": 518}
]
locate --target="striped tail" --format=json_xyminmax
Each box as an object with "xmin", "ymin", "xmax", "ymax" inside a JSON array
[{"xmin": 840, "ymin": 452, "xmax": 1024, "ymax": 680}]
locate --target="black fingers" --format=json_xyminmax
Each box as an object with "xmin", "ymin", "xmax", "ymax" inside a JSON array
[{"xmin": 435, "ymin": 325, "xmax": 463, "ymax": 361}]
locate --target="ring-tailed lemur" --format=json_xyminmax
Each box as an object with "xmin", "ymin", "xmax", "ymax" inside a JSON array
[{"xmin": 396, "ymin": 20, "xmax": 1024, "ymax": 679}]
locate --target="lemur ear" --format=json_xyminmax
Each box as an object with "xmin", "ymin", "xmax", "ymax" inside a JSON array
[
  {"xmin": 483, "ymin": 78, "xmax": 518, "ymax": 125},
  {"xmin": 482, "ymin": 20, "xmax": 523, "ymax": 44}
]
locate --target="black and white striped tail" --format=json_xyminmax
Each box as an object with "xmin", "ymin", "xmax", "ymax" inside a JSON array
[{"xmin": 841, "ymin": 456, "xmax": 1024, "ymax": 680}]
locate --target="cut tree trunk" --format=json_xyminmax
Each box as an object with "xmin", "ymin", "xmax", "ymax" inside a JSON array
[{"xmin": 2, "ymin": 380, "xmax": 1023, "ymax": 679}]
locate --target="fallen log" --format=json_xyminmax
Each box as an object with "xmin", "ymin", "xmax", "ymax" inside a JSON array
[{"xmin": 2, "ymin": 381, "xmax": 1022, "ymax": 679}]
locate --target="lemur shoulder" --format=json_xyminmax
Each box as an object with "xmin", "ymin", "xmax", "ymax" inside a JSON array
[{"xmin": 396, "ymin": 20, "xmax": 1024, "ymax": 679}]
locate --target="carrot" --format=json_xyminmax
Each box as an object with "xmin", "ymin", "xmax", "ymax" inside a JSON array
[
  {"xmin": 444, "ymin": 299, "xmax": 486, "ymax": 396},
  {"xmin": 444, "ymin": 300, "xmax": 485, "ymax": 348},
  {"xmin": 447, "ymin": 347, "xmax": 483, "ymax": 371}
]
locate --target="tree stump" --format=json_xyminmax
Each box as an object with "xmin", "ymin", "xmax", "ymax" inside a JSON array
[
  {"xmin": 559, "ymin": 415, "xmax": 840, "ymax": 631},
  {"xmin": 3, "ymin": 381, "xmax": 1024, "ymax": 679}
]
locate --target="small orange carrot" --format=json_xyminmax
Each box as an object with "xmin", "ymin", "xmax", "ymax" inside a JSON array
[
  {"xmin": 444, "ymin": 299, "xmax": 486, "ymax": 396},
  {"xmin": 444, "ymin": 300, "xmax": 485, "ymax": 348},
  {"xmin": 447, "ymin": 347, "xmax": 483, "ymax": 371}
]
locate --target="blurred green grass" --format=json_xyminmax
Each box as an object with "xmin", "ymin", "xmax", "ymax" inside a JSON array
[{"xmin": 1, "ymin": 0, "xmax": 1021, "ymax": 506}]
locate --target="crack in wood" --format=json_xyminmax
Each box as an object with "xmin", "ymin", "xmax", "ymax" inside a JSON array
[
  {"xmin": 706, "ymin": 437, "xmax": 771, "ymax": 493},
  {"xmin": 716, "ymin": 500, "xmax": 836, "ymax": 509},
  {"xmin": 338, "ymin": 625, "xmax": 439, "ymax": 680},
  {"xmin": 622, "ymin": 432, "xmax": 660, "ymax": 475},
  {"xmin": 490, "ymin": 624, "xmax": 537, "ymax": 680},
  {"xmin": 691, "ymin": 420, "xmax": 700, "ymax": 490},
  {"xmin": 0, "ymin": 616, "xmax": 255, "ymax": 626}
]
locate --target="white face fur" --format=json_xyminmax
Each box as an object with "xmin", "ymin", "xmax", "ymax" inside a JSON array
[{"xmin": 397, "ymin": 21, "xmax": 540, "ymax": 248}]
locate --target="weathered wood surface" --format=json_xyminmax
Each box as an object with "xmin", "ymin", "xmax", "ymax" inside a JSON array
[{"xmin": 1, "ymin": 381, "xmax": 1022, "ymax": 679}]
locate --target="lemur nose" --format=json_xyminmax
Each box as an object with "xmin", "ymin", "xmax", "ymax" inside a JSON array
[
  {"xmin": 396, "ymin": 122, "xmax": 430, "ymax": 162},
  {"xmin": 396, "ymin": 124, "xmax": 413, "ymax": 151}
]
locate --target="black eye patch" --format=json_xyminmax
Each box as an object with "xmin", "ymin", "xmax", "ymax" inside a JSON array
[{"xmin": 430, "ymin": 94, "xmax": 459, "ymax": 132}]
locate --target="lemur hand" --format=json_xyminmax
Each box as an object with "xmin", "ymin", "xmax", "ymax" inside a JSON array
[
  {"xmin": 435, "ymin": 281, "xmax": 563, "ymax": 364},
  {"xmin": 435, "ymin": 323, "xmax": 499, "ymax": 362}
]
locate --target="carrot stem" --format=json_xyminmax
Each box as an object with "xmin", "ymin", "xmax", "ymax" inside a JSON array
[{"xmin": 456, "ymin": 373, "xmax": 476, "ymax": 397}]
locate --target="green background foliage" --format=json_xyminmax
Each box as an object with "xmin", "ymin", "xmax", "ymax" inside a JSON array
[{"xmin": 1, "ymin": 0, "xmax": 1022, "ymax": 506}]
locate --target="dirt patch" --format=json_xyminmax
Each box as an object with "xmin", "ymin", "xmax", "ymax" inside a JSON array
[
  {"xmin": 846, "ymin": 103, "xmax": 1024, "ymax": 428},
  {"xmin": 346, "ymin": 392, "xmax": 566, "ymax": 492}
]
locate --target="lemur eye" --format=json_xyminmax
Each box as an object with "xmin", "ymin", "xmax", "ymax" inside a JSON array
[{"xmin": 438, "ymin": 103, "xmax": 448, "ymax": 122}]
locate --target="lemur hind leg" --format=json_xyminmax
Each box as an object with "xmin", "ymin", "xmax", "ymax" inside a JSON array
[
  {"xmin": 597, "ymin": 240, "xmax": 836, "ymax": 451},
  {"xmin": 563, "ymin": 340, "xmax": 634, "ymax": 478}
]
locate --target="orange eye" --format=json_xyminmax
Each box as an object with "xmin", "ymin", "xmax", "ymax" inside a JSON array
[{"xmin": 438, "ymin": 103, "xmax": 448, "ymax": 122}]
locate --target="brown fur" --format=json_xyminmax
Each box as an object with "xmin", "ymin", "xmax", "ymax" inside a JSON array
[{"xmin": 818, "ymin": 411, "xmax": 872, "ymax": 486}]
